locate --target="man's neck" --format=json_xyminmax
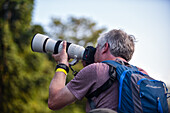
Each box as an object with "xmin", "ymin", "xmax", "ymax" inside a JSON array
[
  {"xmin": 103, "ymin": 56, "xmax": 127, "ymax": 63},
  {"xmin": 115, "ymin": 57, "xmax": 127, "ymax": 62}
]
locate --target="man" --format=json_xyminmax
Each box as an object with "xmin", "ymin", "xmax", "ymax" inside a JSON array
[{"xmin": 48, "ymin": 29, "xmax": 147, "ymax": 112}]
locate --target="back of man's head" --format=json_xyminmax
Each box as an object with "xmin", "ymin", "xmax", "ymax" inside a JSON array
[{"xmin": 97, "ymin": 29, "xmax": 136, "ymax": 62}]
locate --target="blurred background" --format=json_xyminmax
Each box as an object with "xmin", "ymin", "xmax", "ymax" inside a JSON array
[{"xmin": 0, "ymin": 0, "xmax": 169, "ymax": 113}]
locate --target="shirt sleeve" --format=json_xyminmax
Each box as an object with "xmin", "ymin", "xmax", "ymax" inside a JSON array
[{"xmin": 66, "ymin": 64, "xmax": 97, "ymax": 100}]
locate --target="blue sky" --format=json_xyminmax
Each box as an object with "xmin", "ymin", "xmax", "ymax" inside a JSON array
[{"xmin": 32, "ymin": 0, "xmax": 170, "ymax": 85}]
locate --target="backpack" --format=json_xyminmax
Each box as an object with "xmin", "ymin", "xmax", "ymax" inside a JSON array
[{"xmin": 86, "ymin": 60, "xmax": 169, "ymax": 113}]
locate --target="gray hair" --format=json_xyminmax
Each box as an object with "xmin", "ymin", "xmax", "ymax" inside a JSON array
[{"xmin": 97, "ymin": 29, "xmax": 136, "ymax": 61}]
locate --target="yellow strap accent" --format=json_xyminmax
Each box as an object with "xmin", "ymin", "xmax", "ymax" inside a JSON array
[{"xmin": 56, "ymin": 68, "xmax": 67, "ymax": 75}]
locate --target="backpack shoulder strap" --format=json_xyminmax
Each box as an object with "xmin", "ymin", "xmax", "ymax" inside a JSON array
[
  {"xmin": 103, "ymin": 60, "xmax": 139, "ymax": 76},
  {"xmin": 86, "ymin": 60, "xmax": 138, "ymax": 109},
  {"xmin": 86, "ymin": 73, "xmax": 115, "ymax": 109},
  {"xmin": 86, "ymin": 67, "xmax": 116, "ymax": 98},
  {"xmin": 86, "ymin": 61, "xmax": 122, "ymax": 97},
  {"xmin": 86, "ymin": 61, "xmax": 117, "ymax": 109},
  {"xmin": 102, "ymin": 60, "xmax": 121, "ymax": 68}
]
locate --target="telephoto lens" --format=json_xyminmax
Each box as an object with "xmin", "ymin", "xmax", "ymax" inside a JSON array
[{"xmin": 31, "ymin": 33, "xmax": 85, "ymax": 60}]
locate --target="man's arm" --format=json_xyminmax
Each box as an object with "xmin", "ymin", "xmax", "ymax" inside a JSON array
[
  {"xmin": 48, "ymin": 73, "xmax": 76, "ymax": 110},
  {"xmin": 48, "ymin": 41, "xmax": 77, "ymax": 110}
]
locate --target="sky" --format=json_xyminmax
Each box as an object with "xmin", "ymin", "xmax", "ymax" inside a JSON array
[{"xmin": 32, "ymin": 0, "xmax": 170, "ymax": 85}]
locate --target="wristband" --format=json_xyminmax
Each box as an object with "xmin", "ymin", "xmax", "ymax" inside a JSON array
[
  {"xmin": 55, "ymin": 63, "xmax": 69, "ymax": 73},
  {"xmin": 56, "ymin": 68, "xmax": 67, "ymax": 75}
]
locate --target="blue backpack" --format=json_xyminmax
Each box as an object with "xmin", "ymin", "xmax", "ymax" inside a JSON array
[{"xmin": 86, "ymin": 60, "xmax": 169, "ymax": 113}]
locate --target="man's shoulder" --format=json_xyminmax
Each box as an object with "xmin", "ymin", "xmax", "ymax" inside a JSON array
[
  {"xmin": 83, "ymin": 62, "xmax": 109, "ymax": 71},
  {"xmin": 77, "ymin": 62, "xmax": 109, "ymax": 78},
  {"xmin": 88, "ymin": 62, "xmax": 109, "ymax": 67}
]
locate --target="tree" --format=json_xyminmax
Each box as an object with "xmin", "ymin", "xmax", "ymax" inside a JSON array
[{"xmin": 0, "ymin": 0, "xmax": 54, "ymax": 113}]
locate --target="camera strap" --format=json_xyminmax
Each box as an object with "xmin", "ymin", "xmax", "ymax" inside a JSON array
[
  {"xmin": 69, "ymin": 65, "xmax": 78, "ymax": 76},
  {"xmin": 69, "ymin": 58, "xmax": 80, "ymax": 76}
]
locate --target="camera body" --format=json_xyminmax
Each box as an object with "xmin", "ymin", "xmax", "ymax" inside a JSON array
[{"xmin": 31, "ymin": 33, "xmax": 96, "ymax": 65}]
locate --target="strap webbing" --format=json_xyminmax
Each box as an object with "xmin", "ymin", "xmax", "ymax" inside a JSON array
[
  {"xmin": 158, "ymin": 98, "xmax": 163, "ymax": 113},
  {"xmin": 86, "ymin": 66, "xmax": 116, "ymax": 109},
  {"xmin": 87, "ymin": 78, "xmax": 114, "ymax": 99}
]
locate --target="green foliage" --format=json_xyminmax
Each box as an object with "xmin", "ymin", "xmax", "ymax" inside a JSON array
[{"xmin": 0, "ymin": 0, "xmax": 53, "ymax": 113}]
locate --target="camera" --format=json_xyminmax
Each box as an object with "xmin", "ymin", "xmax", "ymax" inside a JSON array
[{"xmin": 31, "ymin": 33, "xmax": 96, "ymax": 65}]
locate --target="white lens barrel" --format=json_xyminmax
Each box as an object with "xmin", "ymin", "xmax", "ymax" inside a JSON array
[
  {"xmin": 31, "ymin": 33, "xmax": 85, "ymax": 59},
  {"xmin": 58, "ymin": 42, "xmax": 85, "ymax": 59},
  {"xmin": 45, "ymin": 39, "xmax": 57, "ymax": 53},
  {"xmin": 31, "ymin": 33, "xmax": 49, "ymax": 53},
  {"xmin": 68, "ymin": 44, "xmax": 85, "ymax": 59}
]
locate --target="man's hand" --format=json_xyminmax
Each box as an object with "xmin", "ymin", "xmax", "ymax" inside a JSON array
[
  {"xmin": 52, "ymin": 41, "xmax": 69, "ymax": 66},
  {"xmin": 48, "ymin": 40, "xmax": 76, "ymax": 110}
]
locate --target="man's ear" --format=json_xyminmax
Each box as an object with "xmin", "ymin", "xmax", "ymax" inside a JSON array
[{"xmin": 102, "ymin": 42, "xmax": 109, "ymax": 54}]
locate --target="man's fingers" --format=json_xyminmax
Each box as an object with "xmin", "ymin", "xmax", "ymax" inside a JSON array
[
  {"xmin": 62, "ymin": 41, "xmax": 67, "ymax": 52},
  {"xmin": 52, "ymin": 54, "xmax": 59, "ymax": 60},
  {"xmin": 52, "ymin": 41, "xmax": 68, "ymax": 64},
  {"xmin": 52, "ymin": 54, "xmax": 57, "ymax": 58}
]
